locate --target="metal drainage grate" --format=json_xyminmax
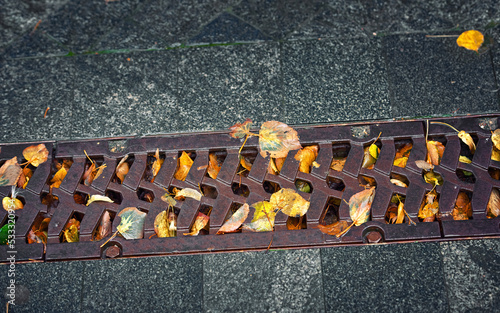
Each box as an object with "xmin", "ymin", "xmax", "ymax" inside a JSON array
[{"xmin": 1, "ymin": 115, "xmax": 499, "ymax": 263}]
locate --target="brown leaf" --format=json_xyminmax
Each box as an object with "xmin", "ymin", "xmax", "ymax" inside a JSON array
[
  {"xmin": 23, "ymin": 144, "xmax": 49, "ymax": 167},
  {"xmin": 217, "ymin": 203, "xmax": 250, "ymax": 234},
  {"xmin": 240, "ymin": 156, "xmax": 253, "ymax": 172},
  {"xmin": 452, "ymin": 192, "xmax": 472, "ymax": 221},
  {"xmin": 115, "ymin": 156, "xmax": 130, "ymax": 183},
  {"xmin": 0, "ymin": 157, "xmax": 22, "ymax": 186},
  {"xmin": 393, "ymin": 143, "xmax": 412, "ymax": 168},
  {"xmin": 229, "ymin": 119, "xmax": 253, "ymax": 139},
  {"xmin": 259, "ymin": 121, "xmax": 302, "ymax": 158},
  {"xmin": 27, "ymin": 217, "xmax": 50, "ymax": 244},
  {"xmin": 330, "ymin": 157, "xmax": 346, "ymax": 172},
  {"xmin": 207, "ymin": 153, "xmax": 222, "ymax": 179},
  {"xmin": 94, "ymin": 211, "xmax": 111, "ymax": 241},
  {"xmin": 318, "ymin": 220, "xmax": 349, "ymax": 236},
  {"xmin": 175, "ymin": 188, "xmax": 202, "ymax": 201},
  {"xmin": 487, "ymin": 189, "xmax": 500, "ymax": 219},
  {"xmin": 174, "ymin": 151, "xmax": 193, "ymax": 181},
  {"xmin": 17, "ymin": 167, "xmax": 33, "ymax": 189},
  {"xmin": 415, "ymin": 160, "xmax": 434, "ymax": 171},
  {"xmin": 426, "ymin": 141, "xmax": 445, "ymax": 166},
  {"xmin": 294, "ymin": 145, "xmax": 319, "ymax": 174},
  {"xmin": 63, "ymin": 218, "xmax": 80, "ymax": 242}
]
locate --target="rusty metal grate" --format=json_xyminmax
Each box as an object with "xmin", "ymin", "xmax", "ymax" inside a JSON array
[{"xmin": 1, "ymin": 115, "xmax": 499, "ymax": 263}]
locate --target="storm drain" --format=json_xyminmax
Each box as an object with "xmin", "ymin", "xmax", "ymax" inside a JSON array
[{"xmin": 1, "ymin": 115, "xmax": 499, "ymax": 263}]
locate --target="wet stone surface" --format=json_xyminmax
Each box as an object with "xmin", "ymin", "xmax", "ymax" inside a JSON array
[
  {"xmin": 440, "ymin": 239, "xmax": 500, "ymax": 313},
  {"xmin": 204, "ymin": 249, "xmax": 324, "ymax": 312}
]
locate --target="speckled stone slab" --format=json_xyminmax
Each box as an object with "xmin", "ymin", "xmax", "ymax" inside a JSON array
[
  {"xmin": 384, "ymin": 34, "xmax": 498, "ymax": 118},
  {"xmin": 178, "ymin": 43, "xmax": 282, "ymax": 132},
  {"xmin": 321, "ymin": 242, "xmax": 449, "ymax": 313},
  {"xmin": 440, "ymin": 239, "xmax": 500, "ymax": 313},
  {"xmin": 81, "ymin": 255, "xmax": 203, "ymax": 313},
  {"xmin": 282, "ymin": 38, "xmax": 391, "ymax": 125},
  {"xmin": 0, "ymin": 261, "xmax": 84, "ymax": 313},
  {"xmin": 203, "ymin": 249, "xmax": 324, "ymax": 312}
]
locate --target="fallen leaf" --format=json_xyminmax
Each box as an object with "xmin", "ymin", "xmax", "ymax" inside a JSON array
[
  {"xmin": 174, "ymin": 151, "xmax": 193, "ymax": 181},
  {"xmin": 336, "ymin": 187, "xmax": 376, "ymax": 237},
  {"xmin": 259, "ymin": 121, "xmax": 302, "ymax": 158},
  {"xmin": 251, "ymin": 201, "xmax": 276, "ymax": 221},
  {"xmin": 117, "ymin": 207, "xmax": 146, "ymax": 239},
  {"xmin": 393, "ymin": 157, "xmax": 408, "ymax": 168},
  {"xmin": 63, "ymin": 218, "xmax": 80, "ymax": 242},
  {"xmin": 418, "ymin": 190, "xmax": 439, "ymax": 222},
  {"xmin": 394, "ymin": 143, "xmax": 412, "ymax": 161},
  {"xmin": 426, "ymin": 141, "xmax": 445, "ymax": 166},
  {"xmin": 17, "ymin": 167, "xmax": 33, "ymax": 189},
  {"xmin": 175, "ymin": 188, "xmax": 202, "ymax": 201},
  {"xmin": 207, "ymin": 153, "xmax": 222, "ymax": 179},
  {"xmin": 330, "ymin": 157, "xmax": 346, "ymax": 171},
  {"xmin": 492, "ymin": 147, "xmax": 500, "ymax": 162},
  {"xmin": 395, "ymin": 199, "xmax": 405, "ymax": 224},
  {"xmin": 457, "ymin": 30, "xmax": 484, "ymax": 52},
  {"xmin": 151, "ymin": 148, "xmax": 164, "ymax": 182},
  {"xmin": 492, "ymin": 129, "xmax": 500, "ymax": 151},
  {"xmin": 0, "ymin": 224, "xmax": 9, "ymax": 245},
  {"xmin": 243, "ymin": 202, "xmax": 276, "ymax": 232},
  {"xmin": 27, "ymin": 218, "xmax": 50, "ymax": 244},
  {"xmin": 318, "ymin": 220, "xmax": 349, "ymax": 236},
  {"xmin": 3, "ymin": 186, "xmax": 23, "ymax": 211},
  {"xmin": 217, "ymin": 203, "xmax": 250, "ymax": 234},
  {"xmin": 240, "ymin": 156, "xmax": 253, "ymax": 172},
  {"xmin": 161, "ymin": 194, "xmax": 177, "ymax": 207},
  {"xmin": 0, "ymin": 157, "xmax": 22, "ymax": 186},
  {"xmin": 295, "ymin": 180, "xmax": 311, "ymax": 193},
  {"xmin": 82, "ymin": 152, "xmax": 107, "ymax": 186},
  {"xmin": 452, "ymin": 192, "xmax": 472, "ymax": 220},
  {"xmin": 424, "ymin": 170, "xmax": 443, "ymax": 187},
  {"xmin": 458, "ymin": 131, "xmax": 476, "ymax": 154},
  {"xmin": 50, "ymin": 166, "xmax": 67, "ymax": 188},
  {"xmin": 268, "ymin": 157, "xmax": 285, "ymax": 175},
  {"xmin": 229, "ymin": 119, "xmax": 253, "ymax": 139},
  {"xmin": 294, "ymin": 145, "xmax": 319, "ymax": 173},
  {"xmin": 93, "ymin": 211, "xmax": 111, "ymax": 241},
  {"xmin": 86, "ymin": 195, "xmax": 114, "ymax": 206},
  {"xmin": 487, "ymin": 189, "xmax": 500, "ymax": 219},
  {"xmin": 390, "ymin": 179, "xmax": 408, "ymax": 188},
  {"xmin": 459, "ymin": 155, "xmax": 472, "ymax": 164},
  {"xmin": 22, "ymin": 144, "xmax": 49, "ymax": 167},
  {"xmin": 183, "ymin": 212, "xmax": 209, "ymax": 236},
  {"xmin": 154, "ymin": 210, "xmax": 171, "ymax": 238},
  {"xmin": 270, "ymin": 188, "xmax": 310, "ymax": 217},
  {"xmin": 287, "ymin": 216, "xmax": 305, "ymax": 230},
  {"xmin": 115, "ymin": 155, "xmax": 130, "ymax": 183},
  {"xmin": 415, "ymin": 160, "xmax": 434, "ymax": 171},
  {"xmin": 362, "ymin": 145, "xmax": 379, "ymax": 169}
]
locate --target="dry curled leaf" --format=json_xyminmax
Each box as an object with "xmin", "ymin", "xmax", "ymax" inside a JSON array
[
  {"xmin": 415, "ymin": 160, "xmax": 434, "ymax": 171},
  {"xmin": 22, "ymin": 144, "xmax": 49, "ymax": 167},
  {"xmin": 229, "ymin": 119, "xmax": 253, "ymax": 139},
  {"xmin": 63, "ymin": 218, "xmax": 80, "ymax": 243},
  {"xmin": 117, "ymin": 207, "xmax": 146, "ymax": 239},
  {"xmin": 294, "ymin": 145, "xmax": 319, "ymax": 174},
  {"xmin": 217, "ymin": 203, "xmax": 249, "ymax": 234},
  {"xmin": 426, "ymin": 141, "xmax": 445, "ymax": 166},
  {"xmin": 270, "ymin": 188, "xmax": 310, "ymax": 217},
  {"xmin": 115, "ymin": 155, "xmax": 130, "ymax": 183},
  {"xmin": 151, "ymin": 148, "xmax": 164, "ymax": 182},
  {"xmin": 175, "ymin": 188, "xmax": 202, "ymax": 201},
  {"xmin": 452, "ymin": 192, "xmax": 472, "ymax": 221},
  {"xmin": 487, "ymin": 189, "xmax": 500, "ymax": 219},
  {"xmin": 27, "ymin": 217, "xmax": 50, "ymax": 245},
  {"xmin": 207, "ymin": 153, "xmax": 222, "ymax": 179},
  {"xmin": 330, "ymin": 157, "xmax": 346, "ymax": 172},
  {"xmin": 183, "ymin": 212, "xmax": 209, "ymax": 236},
  {"xmin": 259, "ymin": 121, "xmax": 302, "ymax": 158},
  {"xmin": 457, "ymin": 30, "xmax": 484, "ymax": 52},
  {"xmin": 0, "ymin": 157, "xmax": 22, "ymax": 186},
  {"xmin": 459, "ymin": 155, "xmax": 472, "ymax": 164},
  {"xmin": 393, "ymin": 143, "xmax": 412, "ymax": 168},
  {"xmin": 82, "ymin": 151, "xmax": 107, "ymax": 186},
  {"xmin": 362, "ymin": 145, "xmax": 379, "ymax": 169},
  {"xmin": 492, "ymin": 129, "xmax": 500, "ymax": 151},
  {"xmin": 268, "ymin": 157, "xmax": 285, "ymax": 175},
  {"xmin": 240, "ymin": 156, "xmax": 253, "ymax": 172},
  {"xmin": 418, "ymin": 190, "xmax": 439, "ymax": 222},
  {"xmin": 93, "ymin": 211, "xmax": 111, "ymax": 241},
  {"xmin": 424, "ymin": 170, "xmax": 443, "ymax": 187},
  {"xmin": 390, "ymin": 179, "xmax": 408, "ymax": 188},
  {"xmin": 17, "ymin": 167, "xmax": 33, "ymax": 189},
  {"xmin": 154, "ymin": 210, "xmax": 177, "ymax": 238},
  {"xmin": 458, "ymin": 131, "xmax": 476, "ymax": 154},
  {"xmin": 86, "ymin": 195, "xmax": 114, "ymax": 206},
  {"xmin": 318, "ymin": 220, "xmax": 349, "ymax": 236},
  {"xmin": 50, "ymin": 166, "xmax": 67, "ymax": 189},
  {"xmin": 174, "ymin": 151, "xmax": 193, "ymax": 181},
  {"xmin": 161, "ymin": 194, "xmax": 177, "ymax": 207}
]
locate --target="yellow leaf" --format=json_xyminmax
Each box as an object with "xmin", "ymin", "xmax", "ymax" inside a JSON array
[
  {"xmin": 268, "ymin": 157, "xmax": 285, "ymax": 175},
  {"xmin": 217, "ymin": 203, "xmax": 250, "ymax": 234},
  {"xmin": 457, "ymin": 30, "xmax": 484, "ymax": 52},
  {"xmin": 418, "ymin": 190, "xmax": 439, "ymax": 221},
  {"xmin": 492, "ymin": 147, "xmax": 500, "ymax": 162},
  {"xmin": 229, "ymin": 119, "xmax": 253, "ymax": 139},
  {"xmin": 396, "ymin": 201, "xmax": 405, "ymax": 224},
  {"xmin": 459, "ymin": 155, "xmax": 472, "ymax": 164},
  {"xmin": 154, "ymin": 211, "xmax": 170, "ymax": 238},
  {"xmin": 270, "ymin": 188, "xmax": 310, "ymax": 217},
  {"xmin": 151, "ymin": 148, "xmax": 164, "ymax": 182},
  {"xmin": 50, "ymin": 166, "xmax": 67, "ymax": 188},
  {"xmin": 175, "ymin": 188, "xmax": 202, "ymax": 201},
  {"xmin": 63, "ymin": 219, "xmax": 80, "ymax": 243},
  {"xmin": 22, "ymin": 144, "xmax": 49, "ymax": 167},
  {"xmin": 492, "ymin": 129, "xmax": 500, "ymax": 151},
  {"xmin": 369, "ymin": 144, "xmax": 379, "ymax": 159},
  {"xmin": 207, "ymin": 153, "xmax": 222, "ymax": 179},
  {"xmin": 362, "ymin": 146, "xmax": 378, "ymax": 169},
  {"xmin": 294, "ymin": 145, "xmax": 319, "ymax": 174},
  {"xmin": 174, "ymin": 151, "xmax": 193, "ymax": 181},
  {"xmin": 458, "ymin": 131, "xmax": 476, "ymax": 154},
  {"xmin": 242, "ymin": 216, "xmax": 275, "ymax": 232},
  {"xmin": 259, "ymin": 121, "xmax": 302, "ymax": 158},
  {"xmin": 251, "ymin": 201, "xmax": 276, "ymax": 222},
  {"xmin": 86, "ymin": 195, "xmax": 114, "ymax": 206},
  {"xmin": 240, "ymin": 156, "xmax": 253, "ymax": 172},
  {"xmin": 3, "ymin": 197, "xmax": 23, "ymax": 211},
  {"xmin": 330, "ymin": 157, "xmax": 346, "ymax": 172},
  {"xmin": 348, "ymin": 187, "xmax": 376, "ymax": 226},
  {"xmin": 424, "ymin": 170, "xmax": 443, "ymax": 186}
]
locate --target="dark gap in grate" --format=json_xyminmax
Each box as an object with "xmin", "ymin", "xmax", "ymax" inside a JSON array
[
  {"xmin": 320, "ymin": 197, "xmax": 341, "ymax": 226},
  {"xmin": 456, "ymin": 169, "xmax": 476, "ymax": 184},
  {"xmin": 136, "ymin": 188, "xmax": 154, "ymax": 203},
  {"xmin": 263, "ymin": 180, "xmax": 280, "ymax": 194},
  {"xmin": 105, "ymin": 190, "xmax": 122, "ymax": 205},
  {"xmin": 326, "ymin": 177, "xmax": 345, "ymax": 191},
  {"xmin": 231, "ymin": 182, "xmax": 249, "ymax": 197}
]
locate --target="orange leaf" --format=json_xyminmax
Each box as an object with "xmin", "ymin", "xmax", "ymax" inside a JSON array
[
  {"xmin": 318, "ymin": 220, "xmax": 349, "ymax": 236},
  {"xmin": 259, "ymin": 121, "xmax": 302, "ymax": 158},
  {"xmin": 183, "ymin": 212, "xmax": 209, "ymax": 236},
  {"xmin": 418, "ymin": 190, "xmax": 439, "ymax": 221},
  {"xmin": 452, "ymin": 192, "xmax": 472, "ymax": 221},
  {"xmin": 93, "ymin": 211, "xmax": 111, "ymax": 241},
  {"xmin": 216, "ymin": 203, "xmax": 250, "ymax": 234},
  {"xmin": 50, "ymin": 166, "xmax": 67, "ymax": 188},
  {"xmin": 174, "ymin": 151, "xmax": 193, "ymax": 181},
  {"xmin": 22, "ymin": 144, "xmax": 49, "ymax": 167},
  {"xmin": 229, "ymin": 119, "xmax": 253, "ymax": 138},
  {"xmin": 151, "ymin": 148, "xmax": 164, "ymax": 182},
  {"xmin": 294, "ymin": 145, "xmax": 319, "ymax": 174},
  {"xmin": 457, "ymin": 30, "xmax": 484, "ymax": 52},
  {"xmin": 207, "ymin": 153, "xmax": 222, "ymax": 179},
  {"xmin": 267, "ymin": 157, "xmax": 285, "ymax": 175},
  {"xmin": 240, "ymin": 156, "xmax": 253, "ymax": 172},
  {"xmin": 330, "ymin": 157, "xmax": 346, "ymax": 172},
  {"xmin": 426, "ymin": 141, "xmax": 445, "ymax": 166}
]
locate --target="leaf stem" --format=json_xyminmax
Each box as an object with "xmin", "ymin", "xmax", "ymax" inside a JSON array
[
  {"xmin": 84, "ymin": 150, "xmax": 95, "ymax": 165},
  {"xmin": 373, "ymin": 132, "xmax": 382, "ymax": 144},
  {"xmin": 238, "ymin": 134, "xmax": 251, "ymax": 155},
  {"xmin": 430, "ymin": 121, "xmax": 459, "ymax": 133},
  {"xmin": 100, "ymin": 230, "xmax": 119, "ymax": 248},
  {"xmin": 336, "ymin": 221, "xmax": 354, "ymax": 237}
]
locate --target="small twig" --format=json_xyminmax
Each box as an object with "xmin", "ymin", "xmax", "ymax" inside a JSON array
[
  {"xmin": 30, "ymin": 19, "xmax": 42, "ymax": 35},
  {"xmin": 100, "ymin": 231, "xmax": 118, "ymax": 248},
  {"xmin": 43, "ymin": 106, "xmax": 50, "ymax": 118}
]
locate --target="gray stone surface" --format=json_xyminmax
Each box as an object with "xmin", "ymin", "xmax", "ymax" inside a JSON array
[
  {"xmin": 72, "ymin": 50, "xmax": 178, "ymax": 139},
  {"xmin": 282, "ymin": 38, "xmax": 391, "ymax": 125},
  {"xmin": 81, "ymin": 255, "xmax": 203, "ymax": 312},
  {"xmin": 321, "ymin": 242, "xmax": 449, "ymax": 313},
  {"xmin": 0, "ymin": 261, "xmax": 83, "ymax": 313},
  {"xmin": 384, "ymin": 34, "xmax": 498, "ymax": 118},
  {"xmin": 440, "ymin": 239, "xmax": 500, "ymax": 313},
  {"xmin": 178, "ymin": 43, "xmax": 282, "ymax": 132},
  {"xmin": 204, "ymin": 249, "xmax": 324, "ymax": 312},
  {"xmin": 0, "ymin": 57, "xmax": 74, "ymax": 143}
]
